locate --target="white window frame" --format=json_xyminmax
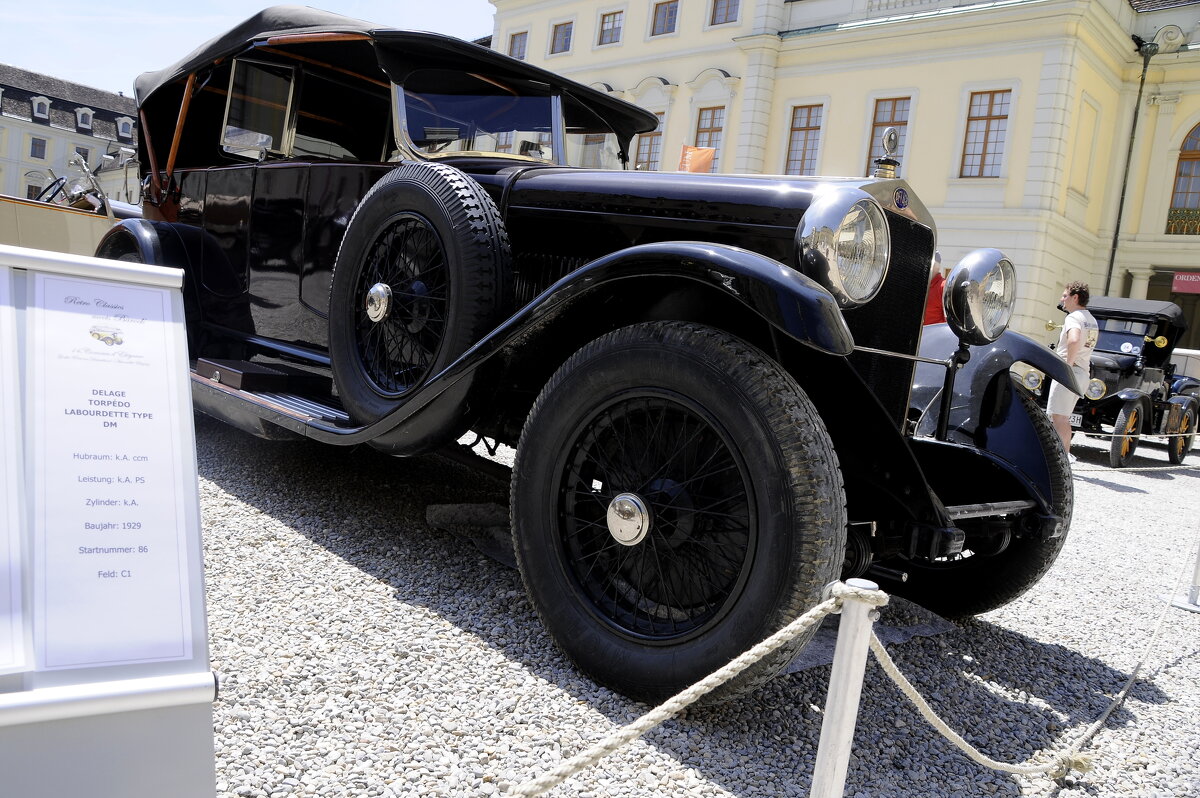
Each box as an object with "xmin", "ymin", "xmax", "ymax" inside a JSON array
[
  {"xmin": 75, "ymin": 107, "xmax": 94, "ymax": 130},
  {"xmin": 862, "ymin": 90, "xmax": 919, "ymax": 177},
  {"xmin": 116, "ymin": 116, "xmax": 134, "ymax": 139},
  {"xmin": 547, "ymin": 17, "xmax": 576, "ymax": 57},
  {"xmin": 31, "ymin": 95, "xmax": 51, "ymax": 120},
  {"xmin": 782, "ymin": 98, "xmax": 829, "ymax": 176},
  {"xmin": 594, "ymin": 6, "xmax": 626, "ymax": 49},
  {"xmin": 950, "ymin": 81, "xmax": 1017, "ymax": 183},
  {"xmin": 507, "ymin": 30, "xmax": 529, "ymax": 60},
  {"xmin": 29, "ymin": 134, "xmax": 48, "ymax": 160},
  {"xmin": 704, "ymin": 0, "xmax": 741, "ymax": 30},
  {"xmin": 648, "ymin": 0, "xmax": 680, "ymax": 39}
]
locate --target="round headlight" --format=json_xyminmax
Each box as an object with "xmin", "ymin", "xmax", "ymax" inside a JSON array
[
  {"xmin": 944, "ymin": 249, "xmax": 1017, "ymax": 346},
  {"xmin": 1085, "ymin": 378, "xmax": 1106, "ymax": 401},
  {"xmin": 1021, "ymin": 369, "xmax": 1044, "ymax": 391},
  {"xmin": 799, "ymin": 193, "xmax": 891, "ymax": 307}
]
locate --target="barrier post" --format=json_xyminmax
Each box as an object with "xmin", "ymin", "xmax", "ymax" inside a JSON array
[
  {"xmin": 1167, "ymin": 541, "xmax": 1200, "ymax": 613},
  {"xmin": 810, "ymin": 578, "xmax": 880, "ymax": 798}
]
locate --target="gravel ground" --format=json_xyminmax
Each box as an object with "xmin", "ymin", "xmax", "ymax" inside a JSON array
[{"xmin": 196, "ymin": 414, "xmax": 1200, "ymax": 798}]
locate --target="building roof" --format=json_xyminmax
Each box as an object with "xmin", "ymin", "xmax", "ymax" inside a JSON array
[{"xmin": 0, "ymin": 63, "xmax": 135, "ymax": 114}]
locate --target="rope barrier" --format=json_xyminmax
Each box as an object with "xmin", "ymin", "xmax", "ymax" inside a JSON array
[
  {"xmin": 870, "ymin": 527, "xmax": 1200, "ymax": 781},
  {"xmin": 506, "ymin": 583, "xmax": 887, "ymax": 796},
  {"xmin": 507, "ymin": 529, "xmax": 1199, "ymax": 795}
]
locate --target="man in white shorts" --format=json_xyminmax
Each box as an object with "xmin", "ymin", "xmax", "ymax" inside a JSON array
[{"xmin": 1046, "ymin": 281, "xmax": 1099, "ymax": 460}]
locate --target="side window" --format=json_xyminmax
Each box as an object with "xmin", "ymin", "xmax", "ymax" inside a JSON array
[
  {"xmin": 222, "ymin": 60, "xmax": 296, "ymax": 158},
  {"xmin": 293, "ymin": 71, "xmax": 391, "ymax": 161}
]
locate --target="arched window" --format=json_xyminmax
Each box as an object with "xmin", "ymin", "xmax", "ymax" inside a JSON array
[{"xmin": 1168, "ymin": 123, "xmax": 1200, "ymax": 235}]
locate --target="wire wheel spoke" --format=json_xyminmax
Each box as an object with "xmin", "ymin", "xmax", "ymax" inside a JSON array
[
  {"xmin": 354, "ymin": 215, "xmax": 449, "ymax": 395},
  {"xmin": 559, "ymin": 393, "xmax": 754, "ymax": 640}
]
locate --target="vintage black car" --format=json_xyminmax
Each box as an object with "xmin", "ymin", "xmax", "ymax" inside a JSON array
[
  {"xmin": 96, "ymin": 7, "xmax": 1077, "ymax": 702},
  {"xmin": 1029, "ymin": 297, "xmax": 1198, "ymax": 468}
]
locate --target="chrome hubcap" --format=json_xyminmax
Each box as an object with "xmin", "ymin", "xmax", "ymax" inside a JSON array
[
  {"xmin": 607, "ymin": 492, "xmax": 651, "ymax": 546},
  {"xmin": 365, "ymin": 282, "xmax": 392, "ymax": 323}
]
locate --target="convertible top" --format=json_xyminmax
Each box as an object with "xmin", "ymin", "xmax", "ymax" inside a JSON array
[
  {"xmin": 1087, "ymin": 296, "xmax": 1187, "ymax": 332},
  {"xmin": 132, "ymin": 5, "xmax": 659, "ymax": 143}
]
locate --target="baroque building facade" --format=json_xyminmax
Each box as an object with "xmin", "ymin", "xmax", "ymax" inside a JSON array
[
  {"xmin": 488, "ymin": 0, "xmax": 1200, "ymax": 345},
  {"xmin": 0, "ymin": 64, "xmax": 139, "ymax": 206}
]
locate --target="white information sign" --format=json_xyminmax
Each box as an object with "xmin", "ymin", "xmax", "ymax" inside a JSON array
[
  {"xmin": 30, "ymin": 272, "xmax": 193, "ymax": 669},
  {"xmin": 0, "ymin": 266, "xmax": 28, "ymax": 674}
]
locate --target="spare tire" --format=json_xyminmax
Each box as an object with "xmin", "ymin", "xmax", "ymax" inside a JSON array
[{"xmin": 328, "ymin": 162, "xmax": 510, "ymax": 423}]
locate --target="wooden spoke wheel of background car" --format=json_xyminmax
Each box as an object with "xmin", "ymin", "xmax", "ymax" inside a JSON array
[
  {"xmin": 510, "ymin": 321, "xmax": 846, "ymax": 703},
  {"xmin": 886, "ymin": 387, "xmax": 1073, "ymax": 617},
  {"xmin": 1168, "ymin": 404, "xmax": 1196, "ymax": 465},
  {"xmin": 1109, "ymin": 401, "xmax": 1142, "ymax": 468},
  {"xmin": 328, "ymin": 162, "xmax": 510, "ymax": 423}
]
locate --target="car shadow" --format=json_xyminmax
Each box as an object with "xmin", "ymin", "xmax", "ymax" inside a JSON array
[{"xmin": 192, "ymin": 414, "xmax": 1167, "ymax": 797}]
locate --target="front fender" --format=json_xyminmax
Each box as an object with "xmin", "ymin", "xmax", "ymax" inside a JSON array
[
  {"xmin": 506, "ymin": 241, "xmax": 855, "ymax": 356},
  {"xmin": 911, "ymin": 325, "xmax": 1076, "ymax": 439}
]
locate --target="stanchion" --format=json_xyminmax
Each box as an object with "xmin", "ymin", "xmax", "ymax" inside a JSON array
[
  {"xmin": 810, "ymin": 578, "xmax": 881, "ymax": 798},
  {"xmin": 1165, "ymin": 541, "xmax": 1200, "ymax": 614}
]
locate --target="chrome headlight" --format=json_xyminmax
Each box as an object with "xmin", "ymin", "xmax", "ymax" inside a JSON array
[
  {"xmin": 1085, "ymin": 378, "xmax": 1106, "ymax": 401},
  {"xmin": 944, "ymin": 249, "xmax": 1016, "ymax": 346},
  {"xmin": 1021, "ymin": 368, "xmax": 1044, "ymax": 392},
  {"xmin": 799, "ymin": 191, "xmax": 891, "ymax": 307}
]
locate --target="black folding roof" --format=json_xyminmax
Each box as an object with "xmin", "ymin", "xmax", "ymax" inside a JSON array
[
  {"xmin": 132, "ymin": 5, "xmax": 658, "ymax": 143},
  {"xmin": 1087, "ymin": 296, "xmax": 1187, "ymax": 331}
]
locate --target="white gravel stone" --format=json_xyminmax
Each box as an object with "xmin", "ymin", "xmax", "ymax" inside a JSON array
[{"xmin": 196, "ymin": 417, "xmax": 1200, "ymax": 796}]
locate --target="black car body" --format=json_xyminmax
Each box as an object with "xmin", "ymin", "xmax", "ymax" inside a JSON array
[
  {"xmin": 1046, "ymin": 297, "xmax": 1198, "ymax": 467},
  {"xmin": 97, "ymin": 6, "xmax": 1077, "ymax": 701}
]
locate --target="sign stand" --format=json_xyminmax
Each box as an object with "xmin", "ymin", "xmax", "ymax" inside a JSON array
[{"xmin": 0, "ymin": 244, "xmax": 215, "ymax": 797}]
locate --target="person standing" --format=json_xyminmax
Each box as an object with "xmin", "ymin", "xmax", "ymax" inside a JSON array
[{"xmin": 1046, "ymin": 281, "xmax": 1099, "ymax": 461}]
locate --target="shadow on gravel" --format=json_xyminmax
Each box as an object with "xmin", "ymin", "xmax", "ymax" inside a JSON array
[{"xmin": 192, "ymin": 414, "xmax": 1167, "ymax": 798}]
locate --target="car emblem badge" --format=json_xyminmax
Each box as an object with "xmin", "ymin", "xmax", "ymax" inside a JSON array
[{"xmin": 894, "ymin": 188, "xmax": 910, "ymax": 209}]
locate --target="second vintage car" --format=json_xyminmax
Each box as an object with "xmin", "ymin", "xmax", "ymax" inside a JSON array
[
  {"xmin": 1027, "ymin": 297, "xmax": 1198, "ymax": 467},
  {"xmin": 96, "ymin": 6, "xmax": 1077, "ymax": 702}
]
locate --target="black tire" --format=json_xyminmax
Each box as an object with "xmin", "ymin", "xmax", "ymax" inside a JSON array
[
  {"xmin": 1109, "ymin": 401, "xmax": 1142, "ymax": 468},
  {"xmin": 1168, "ymin": 404, "xmax": 1196, "ymax": 465},
  {"xmin": 890, "ymin": 387, "xmax": 1073, "ymax": 617},
  {"xmin": 510, "ymin": 322, "xmax": 846, "ymax": 703},
  {"xmin": 328, "ymin": 162, "xmax": 510, "ymax": 423}
]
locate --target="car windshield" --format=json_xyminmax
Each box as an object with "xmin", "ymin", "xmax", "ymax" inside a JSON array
[
  {"xmin": 399, "ymin": 69, "xmax": 624, "ymax": 169},
  {"xmin": 1095, "ymin": 317, "xmax": 1151, "ymax": 355}
]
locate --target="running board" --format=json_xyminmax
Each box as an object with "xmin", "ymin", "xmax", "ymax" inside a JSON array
[
  {"xmin": 944, "ymin": 500, "xmax": 1037, "ymax": 521},
  {"xmin": 190, "ymin": 370, "xmax": 363, "ymax": 443}
]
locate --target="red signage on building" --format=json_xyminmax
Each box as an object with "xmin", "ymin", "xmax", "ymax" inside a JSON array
[{"xmin": 1173, "ymin": 271, "xmax": 1200, "ymax": 294}]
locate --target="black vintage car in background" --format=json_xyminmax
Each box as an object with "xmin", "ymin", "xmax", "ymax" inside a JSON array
[
  {"xmin": 1027, "ymin": 297, "xmax": 1199, "ymax": 468},
  {"xmin": 96, "ymin": 6, "xmax": 1078, "ymax": 702}
]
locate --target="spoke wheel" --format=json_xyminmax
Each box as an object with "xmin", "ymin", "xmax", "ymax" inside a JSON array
[
  {"xmin": 1109, "ymin": 402, "xmax": 1142, "ymax": 468},
  {"xmin": 559, "ymin": 393, "xmax": 755, "ymax": 642},
  {"xmin": 352, "ymin": 213, "xmax": 448, "ymax": 396},
  {"xmin": 328, "ymin": 162, "xmax": 510, "ymax": 424},
  {"xmin": 1169, "ymin": 405, "xmax": 1195, "ymax": 465},
  {"xmin": 512, "ymin": 322, "xmax": 845, "ymax": 703}
]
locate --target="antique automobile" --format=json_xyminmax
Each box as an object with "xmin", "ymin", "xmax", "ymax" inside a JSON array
[
  {"xmin": 95, "ymin": 6, "xmax": 1076, "ymax": 702},
  {"xmin": 0, "ymin": 153, "xmax": 140, "ymax": 255},
  {"xmin": 1026, "ymin": 297, "xmax": 1198, "ymax": 468}
]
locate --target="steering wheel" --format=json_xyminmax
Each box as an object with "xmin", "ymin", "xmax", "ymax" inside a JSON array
[{"xmin": 35, "ymin": 176, "xmax": 68, "ymax": 203}]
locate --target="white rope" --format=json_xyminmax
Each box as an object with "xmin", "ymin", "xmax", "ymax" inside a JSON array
[
  {"xmin": 1072, "ymin": 463, "xmax": 1200, "ymax": 473},
  {"xmin": 869, "ymin": 527, "xmax": 1200, "ymax": 781},
  {"xmin": 506, "ymin": 583, "xmax": 888, "ymax": 796}
]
